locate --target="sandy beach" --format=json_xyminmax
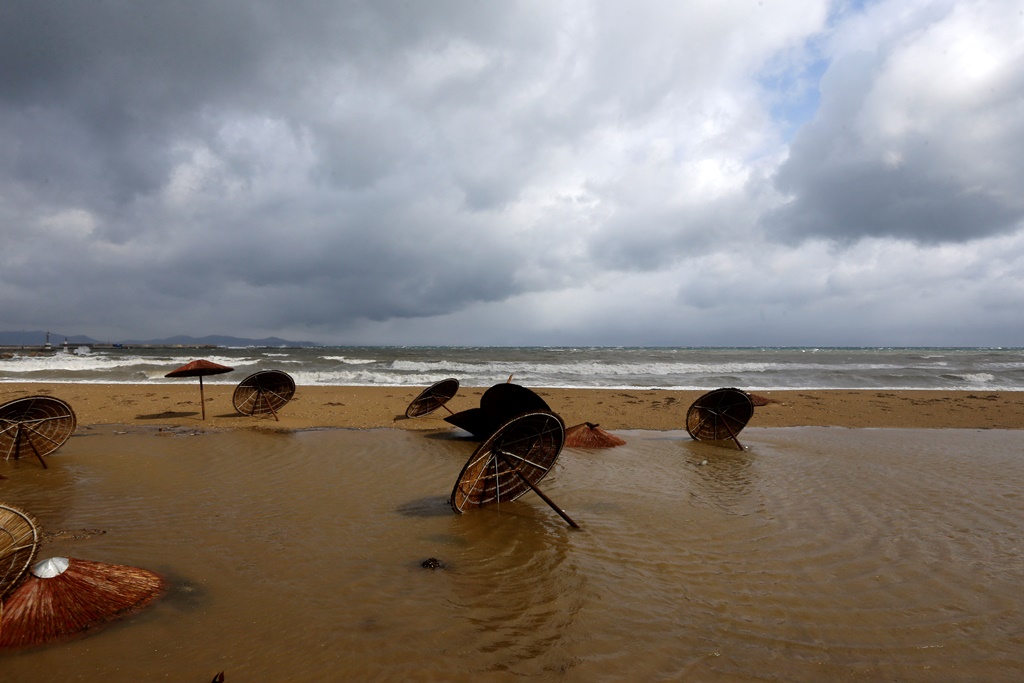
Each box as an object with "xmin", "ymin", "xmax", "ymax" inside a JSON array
[
  {"xmin": 4, "ymin": 382, "xmax": 1024, "ymax": 681},
  {"xmin": 2, "ymin": 382, "xmax": 1023, "ymax": 432}
]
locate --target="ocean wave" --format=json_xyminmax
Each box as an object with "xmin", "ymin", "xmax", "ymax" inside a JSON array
[
  {"xmin": 322, "ymin": 356, "xmax": 377, "ymax": 365},
  {"xmin": 3, "ymin": 347, "xmax": 1023, "ymax": 390}
]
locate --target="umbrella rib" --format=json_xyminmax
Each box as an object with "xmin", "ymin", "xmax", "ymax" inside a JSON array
[
  {"xmin": 493, "ymin": 454, "xmax": 502, "ymax": 503},
  {"xmin": 691, "ymin": 413, "xmax": 715, "ymax": 435},
  {"xmin": 13, "ymin": 414, "xmax": 66, "ymax": 427},
  {"xmin": 19, "ymin": 424, "xmax": 64, "ymax": 449},
  {"xmin": 496, "ymin": 447, "xmax": 548, "ymax": 471},
  {"xmin": 461, "ymin": 454, "xmax": 491, "ymax": 504}
]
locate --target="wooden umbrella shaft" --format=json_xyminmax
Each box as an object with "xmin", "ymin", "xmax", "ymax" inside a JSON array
[
  {"xmin": 717, "ymin": 413, "xmax": 744, "ymax": 450},
  {"xmin": 14, "ymin": 424, "xmax": 49, "ymax": 469},
  {"xmin": 495, "ymin": 451, "xmax": 580, "ymax": 529},
  {"xmin": 262, "ymin": 388, "xmax": 280, "ymax": 421},
  {"xmin": 199, "ymin": 376, "xmax": 206, "ymax": 420}
]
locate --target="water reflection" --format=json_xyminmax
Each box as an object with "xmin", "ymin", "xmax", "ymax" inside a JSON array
[
  {"xmin": 445, "ymin": 508, "xmax": 585, "ymax": 676},
  {"xmin": 3, "ymin": 427, "xmax": 1024, "ymax": 682},
  {"xmin": 685, "ymin": 442, "xmax": 762, "ymax": 516}
]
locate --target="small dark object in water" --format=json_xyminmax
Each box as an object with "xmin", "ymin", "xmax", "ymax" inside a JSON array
[
  {"xmin": 212, "ymin": 672, "xmax": 225, "ymax": 683},
  {"xmin": 421, "ymin": 558, "xmax": 445, "ymax": 570}
]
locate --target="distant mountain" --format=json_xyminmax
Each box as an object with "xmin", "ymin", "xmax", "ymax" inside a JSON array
[
  {"xmin": 121, "ymin": 334, "xmax": 320, "ymax": 348},
  {"xmin": 0, "ymin": 330, "xmax": 93, "ymax": 346},
  {"xmin": 0, "ymin": 330, "xmax": 320, "ymax": 348}
]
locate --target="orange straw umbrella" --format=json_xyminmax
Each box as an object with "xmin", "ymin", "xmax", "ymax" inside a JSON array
[
  {"xmin": 564, "ymin": 422, "xmax": 626, "ymax": 448},
  {"xmin": 164, "ymin": 359, "xmax": 234, "ymax": 419}
]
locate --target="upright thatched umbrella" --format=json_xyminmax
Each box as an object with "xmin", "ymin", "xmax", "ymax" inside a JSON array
[
  {"xmin": 164, "ymin": 359, "xmax": 234, "ymax": 419},
  {"xmin": 0, "ymin": 556, "xmax": 166, "ymax": 650}
]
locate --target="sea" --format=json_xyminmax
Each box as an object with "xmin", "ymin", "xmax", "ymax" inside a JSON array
[{"xmin": 1, "ymin": 345, "xmax": 1023, "ymax": 391}]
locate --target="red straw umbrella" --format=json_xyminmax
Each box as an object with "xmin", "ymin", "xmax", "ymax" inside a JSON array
[
  {"xmin": 0, "ymin": 556, "xmax": 165, "ymax": 650},
  {"xmin": 164, "ymin": 359, "xmax": 234, "ymax": 419}
]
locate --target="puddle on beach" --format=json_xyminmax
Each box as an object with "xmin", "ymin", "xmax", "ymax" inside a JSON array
[{"xmin": 2, "ymin": 426, "xmax": 1023, "ymax": 682}]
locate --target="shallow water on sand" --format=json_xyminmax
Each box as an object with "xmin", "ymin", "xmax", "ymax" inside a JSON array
[{"xmin": 2, "ymin": 426, "xmax": 1023, "ymax": 682}]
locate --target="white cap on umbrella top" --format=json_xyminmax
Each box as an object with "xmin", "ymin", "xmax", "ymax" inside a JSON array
[{"xmin": 31, "ymin": 556, "xmax": 70, "ymax": 578}]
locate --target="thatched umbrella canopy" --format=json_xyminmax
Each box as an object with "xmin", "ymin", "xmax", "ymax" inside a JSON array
[
  {"xmin": 232, "ymin": 370, "xmax": 296, "ymax": 421},
  {"xmin": 564, "ymin": 422, "xmax": 626, "ymax": 448},
  {"xmin": 0, "ymin": 556, "xmax": 166, "ymax": 650},
  {"xmin": 685, "ymin": 387, "xmax": 754, "ymax": 450},
  {"xmin": 0, "ymin": 396, "xmax": 77, "ymax": 469},
  {"xmin": 1, "ymin": 503, "xmax": 40, "ymax": 603},
  {"xmin": 164, "ymin": 359, "xmax": 234, "ymax": 419},
  {"xmin": 405, "ymin": 378, "xmax": 460, "ymax": 418},
  {"xmin": 450, "ymin": 410, "xmax": 578, "ymax": 528}
]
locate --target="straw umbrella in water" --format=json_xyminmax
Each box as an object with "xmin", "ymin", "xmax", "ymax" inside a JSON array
[
  {"xmin": 164, "ymin": 359, "xmax": 234, "ymax": 419},
  {"xmin": 564, "ymin": 422, "xmax": 626, "ymax": 448},
  {"xmin": 0, "ymin": 555, "xmax": 166, "ymax": 650}
]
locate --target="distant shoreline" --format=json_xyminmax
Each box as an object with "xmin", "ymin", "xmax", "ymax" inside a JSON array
[{"xmin": 0, "ymin": 343, "xmax": 220, "ymax": 351}]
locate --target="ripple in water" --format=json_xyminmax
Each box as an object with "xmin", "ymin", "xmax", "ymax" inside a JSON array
[{"xmin": 1, "ymin": 426, "xmax": 1022, "ymax": 681}]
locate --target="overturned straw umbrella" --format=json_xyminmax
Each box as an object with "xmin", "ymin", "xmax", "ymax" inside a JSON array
[
  {"xmin": 564, "ymin": 422, "xmax": 626, "ymax": 448},
  {"xmin": 232, "ymin": 370, "xmax": 296, "ymax": 421},
  {"xmin": 0, "ymin": 396, "xmax": 77, "ymax": 469},
  {"xmin": 164, "ymin": 359, "xmax": 234, "ymax": 420},
  {"xmin": 450, "ymin": 410, "xmax": 579, "ymax": 529},
  {"xmin": 685, "ymin": 387, "xmax": 755, "ymax": 450},
  {"xmin": 1, "ymin": 504, "xmax": 41, "ymax": 604},
  {"xmin": 0, "ymin": 556, "xmax": 166, "ymax": 650},
  {"xmin": 405, "ymin": 378, "xmax": 460, "ymax": 418}
]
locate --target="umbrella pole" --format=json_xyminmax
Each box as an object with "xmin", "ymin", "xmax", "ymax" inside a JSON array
[
  {"xmin": 14, "ymin": 426, "xmax": 48, "ymax": 469},
  {"xmin": 264, "ymin": 389, "xmax": 280, "ymax": 421},
  {"xmin": 496, "ymin": 452, "xmax": 580, "ymax": 529},
  {"xmin": 199, "ymin": 376, "xmax": 206, "ymax": 420},
  {"xmin": 24, "ymin": 432, "xmax": 49, "ymax": 469},
  {"xmin": 718, "ymin": 413, "xmax": 744, "ymax": 450}
]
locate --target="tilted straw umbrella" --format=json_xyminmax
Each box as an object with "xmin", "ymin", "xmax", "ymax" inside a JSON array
[
  {"xmin": 164, "ymin": 359, "xmax": 234, "ymax": 419},
  {"xmin": 1, "ymin": 503, "xmax": 41, "ymax": 604},
  {"xmin": 0, "ymin": 556, "xmax": 166, "ymax": 650},
  {"xmin": 564, "ymin": 422, "xmax": 626, "ymax": 448}
]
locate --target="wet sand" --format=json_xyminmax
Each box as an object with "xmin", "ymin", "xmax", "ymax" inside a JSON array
[
  {"xmin": 2, "ymin": 425, "xmax": 1023, "ymax": 682},
  {"xmin": 4, "ymin": 383, "xmax": 1024, "ymax": 681},
  {"xmin": 2, "ymin": 383, "xmax": 1023, "ymax": 431}
]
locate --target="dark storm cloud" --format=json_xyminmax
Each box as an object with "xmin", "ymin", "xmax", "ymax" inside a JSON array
[{"xmin": 2, "ymin": 1, "xmax": 1023, "ymax": 346}]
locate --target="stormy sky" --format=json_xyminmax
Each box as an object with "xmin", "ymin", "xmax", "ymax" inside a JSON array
[{"xmin": 2, "ymin": 0, "xmax": 1023, "ymax": 346}]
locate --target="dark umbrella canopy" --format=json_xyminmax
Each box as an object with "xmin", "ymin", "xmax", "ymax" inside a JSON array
[
  {"xmin": 445, "ymin": 383, "xmax": 551, "ymax": 440},
  {"xmin": 164, "ymin": 359, "xmax": 234, "ymax": 419}
]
